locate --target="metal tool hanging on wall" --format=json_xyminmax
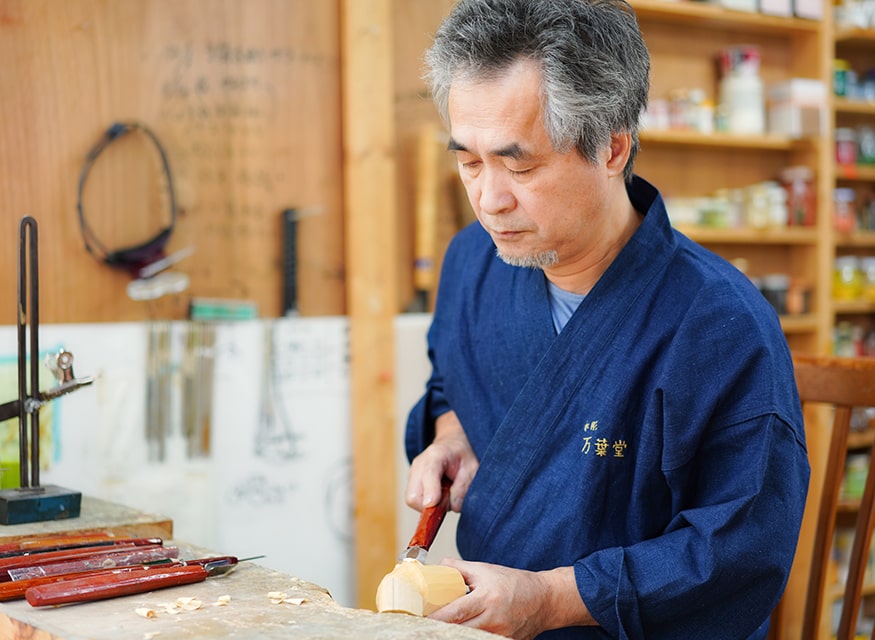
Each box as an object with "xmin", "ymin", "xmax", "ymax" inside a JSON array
[{"xmin": 0, "ymin": 217, "xmax": 94, "ymax": 524}]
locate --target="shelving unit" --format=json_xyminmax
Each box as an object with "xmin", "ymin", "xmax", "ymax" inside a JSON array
[
  {"xmin": 629, "ymin": 3, "xmax": 831, "ymax": 637},
  {"xmin": 631, "ymin": 0, "xmax": 831, "ymax": 361},
  {"xmin": 832, "ymin": 28, "xmax": 875, "ymax": 359}
]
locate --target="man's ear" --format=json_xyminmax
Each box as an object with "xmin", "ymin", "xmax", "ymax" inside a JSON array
[{"xmin": 606, "ymin": 132, "xmax": 632, "ymax": 177}]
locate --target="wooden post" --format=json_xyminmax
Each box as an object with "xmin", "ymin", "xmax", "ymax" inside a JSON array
[{"xmin": 341, "ymin": 0, "xmax": 400, "ymax": 610}]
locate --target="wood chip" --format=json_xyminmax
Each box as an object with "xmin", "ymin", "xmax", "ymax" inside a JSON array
[
  {"xmin": 267, "ymin": 591, "xmax": 307, "ymax": 605},
  {"xmin": 180, "ymin": 598, "xmax": 203, "ymax": 611}
]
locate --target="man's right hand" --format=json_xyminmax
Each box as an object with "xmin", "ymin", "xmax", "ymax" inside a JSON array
[{"xmin": 406, "ymin": 410, "xmax": 479, "ymax": 513}]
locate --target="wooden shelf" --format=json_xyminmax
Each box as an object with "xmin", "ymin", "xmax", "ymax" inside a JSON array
[
  {"xmin": 826, "ymin": 578, "xmax": 875, "ymax": 601},
  {"xmin": 836, "ymin": 231, "xmax": 875, "ymax": 248},
  {"xmin": 677, "ymin": 225, "xmax": 819, "ymax": 244},
  {"xmin": 847, "ymin": 427, "xmax": 875, "ymax": 449},
  {"xmin": 780, "ymin": 314, "xmax": 819, "ymax": 334},
  {"xmin": 833, "ymin": 97, "xmax": 875, "ymax": 116},
  {"xmin": 835, "ymin": 27, "xmax": 875, "ymax": 47},
  {"xmin": 835, "ymin": 163, "xmax": 875, "ymax": 182},
  {"xmin": 640, "ymin": 128, "xmax": 801, "ymax": 150},
  {"xmin": 834, "ymin": 299, "xmax": 875, "ymax": 314},
  {"xmin": 630, "ymin": 0, "xmax": 821, "ymax": 34}
]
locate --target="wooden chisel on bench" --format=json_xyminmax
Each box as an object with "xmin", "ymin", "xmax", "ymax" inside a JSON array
[{"xmin": 25, "ymin": 556, "xmax": 261, "ymax": 606}]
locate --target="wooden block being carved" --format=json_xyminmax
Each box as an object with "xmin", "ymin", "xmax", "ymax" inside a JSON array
[{"xmin": 376, "ymin": 558, "xmax": 467, "ymax": 616}]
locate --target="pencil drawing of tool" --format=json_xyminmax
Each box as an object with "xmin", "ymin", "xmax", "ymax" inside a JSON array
[{"xmin": 25, "ymin": 555, "xmax": 263, "ymax": 606}]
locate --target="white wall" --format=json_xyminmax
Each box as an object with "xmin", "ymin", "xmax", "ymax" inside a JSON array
[
  {"xmin": 394, "ymin": 314, "xmax": 460, "ymax": 564},
  {"xmin": 0, "ymin": 318, "xmax": 355, "ymax": 605}
]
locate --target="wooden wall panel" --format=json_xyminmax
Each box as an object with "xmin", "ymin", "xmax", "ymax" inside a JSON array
[{"xmin": 0, "ymin": 0, "xmax": 344, "ymax": 323}]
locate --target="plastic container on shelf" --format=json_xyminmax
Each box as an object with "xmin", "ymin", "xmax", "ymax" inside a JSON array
[
  {"xmin": 779, "ymin": 165, "xmax": 816, "ymax": 226},
  {"xmin": 761, "ymin": 273, "xmax": 790, "ymax": 315},
  {"xmin": 786, "ymin": 278, "xmax": 811, "ymax": 315},
  {"xmin": 859, "ymin": 126, "xmax": 875, "ymax": 164},
  {"xmin": 718, "ymin": 46, "xmax": 765, "ymax": 135},
  {"xmin": 861, "ymin": 256, "xmax": 875, "ymax": 302},
  {"xmin": 745, "ymin": 183, "xmax": 772, "ymax": 229},
  {"xmin": 835, "ymin": 59, "xmax": 850, "ymax": 97},
  {"xmin": 834, "ymin": 187, "xmax": 858, "ymax": 233},
  {"xmin": 863, "ymin": 195, "xmax": 875, "ymax": 231},
  {"xmin": 836, "ymin": 128, "xmax": 858, "ymax": 167},
  {"xmin": 834, "ymin": 255, "xmax": 863, "ymax": 301},
  {"xmin": 765, "ymin": 181, "xmax": 788, "ymax": 228}
]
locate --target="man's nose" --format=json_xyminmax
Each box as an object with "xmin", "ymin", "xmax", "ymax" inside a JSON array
[{"xmin": 478, "ymin": 169, "xmax": 515, "ymax": 215}]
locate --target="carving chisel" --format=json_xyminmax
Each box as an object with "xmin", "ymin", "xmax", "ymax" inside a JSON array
[
  {"xmin": 25, "ymin": 556, "xmax": 259, "ymax": 606},
  {"xmin": 399, "ymin": 478, "xmax": 451, "ymax": 563},
  {"xmin": 0, "ymin": 536, "xmax": 162, "ymax": 559},
  {"xmin": 8, "ymin": 545, "xmax": 178, "ymax": 581},
  {"xmin": 0, "ymin": 543, "xmax": 164, "ymax": 581}
]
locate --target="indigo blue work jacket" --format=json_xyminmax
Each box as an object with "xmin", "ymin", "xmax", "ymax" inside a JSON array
[{"xmin": 406, "ymin": 176, "xmax": 810, "ymax": 640}]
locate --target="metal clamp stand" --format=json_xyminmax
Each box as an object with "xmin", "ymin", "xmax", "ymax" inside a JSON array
[{"xmin": 0, "ymin": 217, "xmax": 93, "ymax": 524}]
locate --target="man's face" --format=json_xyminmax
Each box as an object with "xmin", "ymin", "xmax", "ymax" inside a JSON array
[{"xmin": 447, "ymin": 59, "xmax": 616, "ymax": 272}]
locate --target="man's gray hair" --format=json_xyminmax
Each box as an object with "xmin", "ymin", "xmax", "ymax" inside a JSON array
[{"xmin": 425, "ymin": 0, "xmax": 650, "ymax": 182}]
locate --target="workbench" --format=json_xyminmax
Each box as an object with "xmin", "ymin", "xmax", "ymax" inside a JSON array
[{"xmin": 0, "ymin": 496, "xmax": 498, "ymax": 639}]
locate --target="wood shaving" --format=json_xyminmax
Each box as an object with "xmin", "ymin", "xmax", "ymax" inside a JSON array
[
  {"xmin": 143, "ymin": 633, "xmax": 161, "ymax": 639},
  {"xmin": 180, "ymin": 598, "xmax": 203, "ymax": 611},
  {"xmin": 154, "ymin": 597, "xmax": 203, "ymax": 614},
  {"xmin": 213, "ymin": 594, "xmax": 232, "ymax": 606},
  {"xmin": 267, "ymin": 591, "xmax": 307, "ymax": 605},
  {"xmin": 135, "ymin": 607, "xmax": 157, "ymax": 619}
]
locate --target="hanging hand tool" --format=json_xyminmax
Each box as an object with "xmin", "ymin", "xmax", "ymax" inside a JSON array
[
  {"xmin": 407, "ymin": 124, "xmax": 442, "ymax": 313},
  {"xmin": 25, "ymin": 556, "xmax": 261, "ymax": 606}
]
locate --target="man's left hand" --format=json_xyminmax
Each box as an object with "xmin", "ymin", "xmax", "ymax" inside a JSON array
[{"xmin": 427, "ymin": 559, "xmax": 594, "ymax": 639}]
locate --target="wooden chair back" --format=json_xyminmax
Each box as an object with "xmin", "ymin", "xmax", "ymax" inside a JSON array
[{"xmin": 792, "ymin": 354, "xmax": 875, "ymax": 640}]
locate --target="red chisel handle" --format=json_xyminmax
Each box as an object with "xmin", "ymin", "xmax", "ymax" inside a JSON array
[
  {"xmin": 407, "ymin": 477, "xmax": 451, "ymax": 551},
  {"xmin": 0, "ymin": 565, "xmax": 157, "ymax": 602},
  {"xmin": 9, "ymin": 545, "xmax": 178, "ymax": 581},
  {"xmin": 26, "ymin": 564, "xmax": 208, "ymax": 606}
]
